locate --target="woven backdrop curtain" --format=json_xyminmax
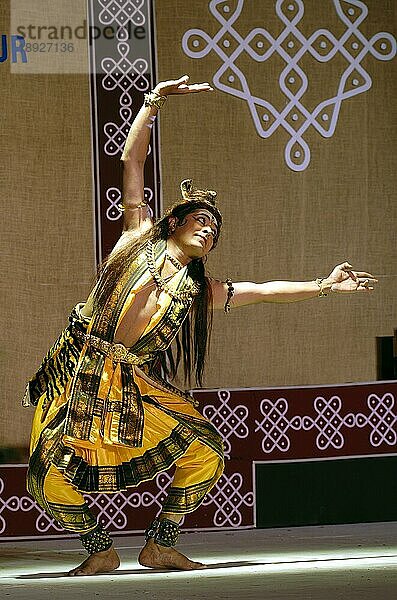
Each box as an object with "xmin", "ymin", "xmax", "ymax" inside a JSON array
[{"xmin": 1, "ymin": 0, "xmax": 396, "ymax": 449}]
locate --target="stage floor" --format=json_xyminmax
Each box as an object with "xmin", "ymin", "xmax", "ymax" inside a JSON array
[{"xmin": 1, "ymin": 522, "xmax": 396, "ymax": 599}]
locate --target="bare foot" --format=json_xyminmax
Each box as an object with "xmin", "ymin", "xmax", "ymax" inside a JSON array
[
  {"xmin": 138, "ymin": 538, "xmax": 205, "ymax": 571},
  {"xmin": 68, "ymin": 546, "xmax": 120, "ymax": 576}
]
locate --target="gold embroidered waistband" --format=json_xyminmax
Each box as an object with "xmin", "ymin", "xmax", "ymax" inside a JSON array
[{"xmin": 72, "ymin": 326, "xmax": 151, "ymax": 366}]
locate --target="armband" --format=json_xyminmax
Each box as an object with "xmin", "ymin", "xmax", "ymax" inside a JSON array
[{"xmin": 118, "ymin": 201, "xmax": 148, "ymax": 212}]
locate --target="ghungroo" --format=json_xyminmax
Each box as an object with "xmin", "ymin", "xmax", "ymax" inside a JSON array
[
  {"xmin": 145, "ymin": 518, "xmax": 179, "ymax": 547},
  {"xmin": 80, "ymin": 524, "xmax": 113, "ymax": 555}
]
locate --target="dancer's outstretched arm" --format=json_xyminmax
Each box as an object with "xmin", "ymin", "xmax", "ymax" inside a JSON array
[
  {"xmin": 211, "ymin": 262, "xmax": 377, "ymax": 309},
  {"xmin": 120, "ymin": 75, "xmax": 213, "ymax": 237}
]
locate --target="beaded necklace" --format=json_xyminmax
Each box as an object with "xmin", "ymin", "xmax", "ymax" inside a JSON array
[
  {"xmin": 146, "ymin": 240, "xmax": 200, "ymax": 302},
  {"xmin": 165, "ymin": 252, "xmax": 184, "ymax": 271}
]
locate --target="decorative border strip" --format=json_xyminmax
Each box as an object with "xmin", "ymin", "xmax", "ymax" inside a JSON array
[{"xmin": 1, "ymin": 381, "xmax": 395, "ymax": 539}]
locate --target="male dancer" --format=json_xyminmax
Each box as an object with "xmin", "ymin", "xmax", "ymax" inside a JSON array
[{"xmin": 25, "ymin": 75, "xmax": 377, "ymax": 576}]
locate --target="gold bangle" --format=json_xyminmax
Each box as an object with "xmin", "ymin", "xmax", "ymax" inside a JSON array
[
  {"xmin": 118, "ymin": 201, "xmax": 148, "ymax": 211},
  {"xmin": 315, "ymin": 277, "xmax": 328, "ymax": 297},
  {"xmin": 144, "ymin": 91, "xmax": 167, "ymax": 109}
]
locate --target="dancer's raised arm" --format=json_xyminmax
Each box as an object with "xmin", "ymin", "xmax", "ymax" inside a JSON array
[{"xmin": 120, "ymin": 75, "xmax": 213, "ymax": 236}]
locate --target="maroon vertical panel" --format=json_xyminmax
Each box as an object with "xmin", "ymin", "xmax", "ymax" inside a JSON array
[{"xmin": 87, "ymin": 0, "xmax": 161, "ymax": 263}]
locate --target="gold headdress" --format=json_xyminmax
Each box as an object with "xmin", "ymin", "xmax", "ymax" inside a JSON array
[{"xmin": 180, "ymin": 179, "xmax": 218, "ymax": 206}]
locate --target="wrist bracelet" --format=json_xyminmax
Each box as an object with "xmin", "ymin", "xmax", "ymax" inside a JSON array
[
  {"xmin": 224, "ymin": 278, "xmax": 235, "ymax": 313},
  {"xmin": 144, "ymin": 90, "xmax": 167, "ymax": 109},
  {"xmin": 315, "ymin": 277, "xmax": 328, "ymax": 297}
]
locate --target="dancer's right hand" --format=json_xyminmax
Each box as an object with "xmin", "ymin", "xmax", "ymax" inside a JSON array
[{"xmin": 153, "ymin": 75, "xmax": 213, "ymax": 96}]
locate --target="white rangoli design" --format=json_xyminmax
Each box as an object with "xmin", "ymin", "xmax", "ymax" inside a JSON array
[
  {"xmin": 202, "ymin": 472, "xmax": 254, "ymax": 527},
  {"xmin": 182, "ymin": 0, "xmax": 396, "ymax": 171},
  {"xmin": 255, "ymin": 392, "xmax": 397, "ymax": 453},
  {"xmin": 203, "ymin": 390, "xmax": 249, "ymax": 458},
  {"xmin": 356, "ymin": 392, "xmax": 397, "ymax": 447},
  {"xmin": 98, "ymin": 0, "xmax": 145, "ymax": 27}
]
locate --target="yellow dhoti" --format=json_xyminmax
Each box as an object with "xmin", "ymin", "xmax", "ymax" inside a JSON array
[
  {"xmin": 29, "ymin": 362, "xmax": 224, "ymax": 535},
  {"xmin": 26, "ymin": 241, "xmax": 224, "ymax": 550}
]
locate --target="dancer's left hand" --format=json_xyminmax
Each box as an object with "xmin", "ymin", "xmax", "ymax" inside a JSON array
[{"xmin": 326, "ymin": 262, "xmax": 378, "ymax": 292}]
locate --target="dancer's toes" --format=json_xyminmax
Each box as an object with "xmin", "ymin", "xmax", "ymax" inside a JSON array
[
  {"xmin": 138, "ymin": 538, "xmax": 205, "ymax": 571},
  {"xmin": 68, "ymin": 547, "xmax": 120, "ymax": 576}
]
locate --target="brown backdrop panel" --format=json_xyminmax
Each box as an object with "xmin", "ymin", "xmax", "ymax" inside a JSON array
[
  {"xmin": 1, "ymin": 0, "xmax": 396, "ymax": 451},
  {"xmin": 154, "ymin": 0, "xmax": 397, "ymax": 389},
  {"xmin": 0, "ymin": 1, "xmax": 95, "ymax": 448}
]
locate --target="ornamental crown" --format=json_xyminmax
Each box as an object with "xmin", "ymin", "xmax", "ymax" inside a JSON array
[{"xmin": 180, "ymin": 179, "xmax": 217, "ymax": 206}]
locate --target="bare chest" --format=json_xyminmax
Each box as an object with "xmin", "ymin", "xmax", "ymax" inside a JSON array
[{"xmin": 113, "ymin": 283, "xmax": 161, "ymax": 348}]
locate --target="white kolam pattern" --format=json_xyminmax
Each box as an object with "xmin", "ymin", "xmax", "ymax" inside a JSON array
[
  {"xmin": 98, "ymin": 0, "xmax": 145, "ymax": 27},
  {"xmin": 203, "ymin": 390, "xmax": 249, "ymax": 458},
  {"xmin": 0, "ymin": 469, "xmax": 250, "ymax": 532},
  {"xmin": 255, "ymin": 392, "xmax": 397, "ymax": 453},
  {"xmin": 202, "ymin": 472, "xmax": 254, "ymax": 527},
  {"xmin": 182, "ymin": 0, "xmax": 396, "ymax": 171},
  {"xmin": 356, "ymin": 392, "xmax": 397, "ymax": 447},
  {"xmin": 0, "ymin": 472, "xmax": 181, "ymax": 534}
]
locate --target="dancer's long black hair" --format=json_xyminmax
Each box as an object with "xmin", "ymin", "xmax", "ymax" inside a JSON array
[{"xmin": 93, "ymin": 195, "xmax": 222, "ymax": 387}]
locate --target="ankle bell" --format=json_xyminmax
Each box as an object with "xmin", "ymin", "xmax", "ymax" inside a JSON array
[
  {"xmin": 80, "ymin": 524, "xmax": 113, "ymax": 555},
  {"xmin": 145, "ymin": 518, "xmax": 179, "ymax": 547}
]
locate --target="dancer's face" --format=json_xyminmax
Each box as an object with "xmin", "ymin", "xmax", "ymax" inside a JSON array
[{"xmin": 169, "ymin": 209, "xmax": 218, "ymax": 259}]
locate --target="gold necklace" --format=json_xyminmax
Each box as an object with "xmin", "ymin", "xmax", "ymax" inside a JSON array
[
  {"xmin": 146, "ymin": 241, "xmax": 200, "ymax": 302},
  {"xmin": 165, "ymin": 252, "xmax": 184, "ymax": 271}
]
